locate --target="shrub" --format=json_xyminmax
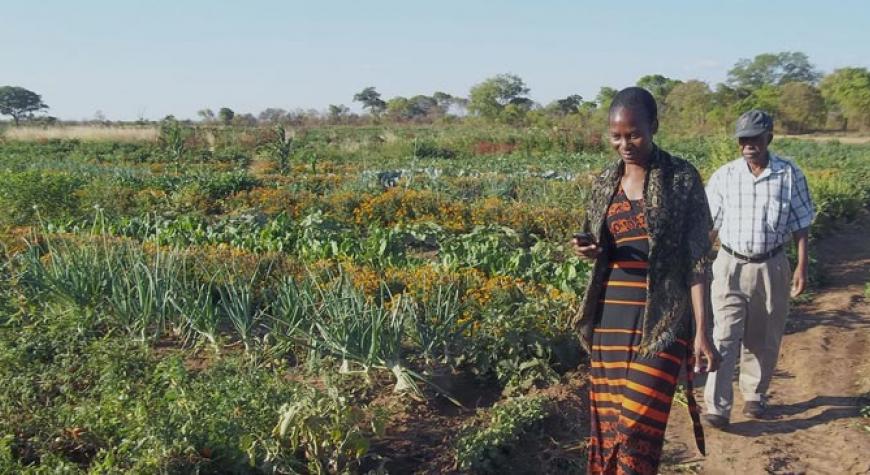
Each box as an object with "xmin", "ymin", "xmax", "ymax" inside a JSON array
[{"xmin": 0, "ymin": 171, "xmax": 85, "ymax": 226}]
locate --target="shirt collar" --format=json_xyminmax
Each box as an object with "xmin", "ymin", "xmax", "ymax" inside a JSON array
[
  {"xmin": 738, "ymin": 152, "xmax": 785, "ymax": 180},
  {"xmin": 768, "ymin": 154, "xmax": 786, "ymax": 173}
]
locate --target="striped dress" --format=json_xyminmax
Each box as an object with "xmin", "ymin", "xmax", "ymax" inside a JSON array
[{"xmin": 587, "ymin": 188, "xmax": 698, "ymax": 475}]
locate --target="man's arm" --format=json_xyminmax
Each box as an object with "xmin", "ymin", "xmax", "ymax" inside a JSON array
[
  {"xmin": 786, "ymin": 166, "xmax": 814, "ymax": 298},
  {"xmin": 791, "ymin": 227, "xmax": 809, "ymax": 297}
]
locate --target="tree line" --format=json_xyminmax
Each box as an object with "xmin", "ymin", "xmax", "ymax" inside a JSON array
[{"xmin": 3, "ymin": 52, "xmax": 870, "ymax": 133}]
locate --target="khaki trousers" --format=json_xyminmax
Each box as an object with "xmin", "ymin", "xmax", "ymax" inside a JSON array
[{"xmin": 703, "ymin": 248, "xmax": 791, "ymax": 417}]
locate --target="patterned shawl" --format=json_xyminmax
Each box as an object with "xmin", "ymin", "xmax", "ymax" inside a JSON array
[{"xmin": 572, "ymin": 146, "xmax": 713, "ymax": 355}]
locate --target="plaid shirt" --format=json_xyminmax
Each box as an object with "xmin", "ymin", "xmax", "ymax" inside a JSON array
[{"xmin": 706, "ymin": 154, "xmax": 815, "ymax": 256}]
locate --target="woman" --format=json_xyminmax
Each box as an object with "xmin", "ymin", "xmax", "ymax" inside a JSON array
[{"xmin": 571, "ymin": 87, "xmax": 720, "ymax": 474}]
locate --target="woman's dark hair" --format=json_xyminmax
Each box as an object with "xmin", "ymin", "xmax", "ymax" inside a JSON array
[{"xmin": 609, "ymin": 87, "xmax": 658, "ymax": 125}]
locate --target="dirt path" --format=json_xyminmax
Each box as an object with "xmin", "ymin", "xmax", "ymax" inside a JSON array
[{"xmin": 662, "ymin": 217, "xmax": 870, "ymax": 475}]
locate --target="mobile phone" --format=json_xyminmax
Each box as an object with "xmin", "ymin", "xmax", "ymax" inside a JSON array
[{"xmin": 573, "ymin": 232, "xmax": 595, "ymax": 246}]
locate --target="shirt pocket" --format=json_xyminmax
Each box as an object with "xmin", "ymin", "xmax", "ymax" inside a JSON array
[{"xmin": 765, "ymin": 193, "xmax": 789, "ymax": 234}]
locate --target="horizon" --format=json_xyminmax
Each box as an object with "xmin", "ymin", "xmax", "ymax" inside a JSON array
[{"xmin": 4, "ymin": 0, "xmax": 870, "ymax": 121}]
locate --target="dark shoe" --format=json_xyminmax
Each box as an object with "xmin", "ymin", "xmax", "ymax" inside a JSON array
[
  {"xmin": 701, "ymin": 413, "xmax": 730, "ymax": 430},
  {"xmin": 743, "ymin": 400, "xmax": 767, "ymax": 419}
]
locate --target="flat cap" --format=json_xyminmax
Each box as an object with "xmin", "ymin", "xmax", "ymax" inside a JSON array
[{"xmin": 735, "ymin": 109, "xmax": 773, "ymax": 138}]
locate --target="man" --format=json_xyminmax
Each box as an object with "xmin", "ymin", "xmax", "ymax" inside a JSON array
[{"xmin": 702, "ymin": 109, "xmax": 815, "ymax": 428}]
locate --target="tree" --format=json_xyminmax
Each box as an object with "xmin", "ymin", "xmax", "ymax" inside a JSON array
[
  {"xmin": 551, "ymin": 94, "xmax": 584, "ymax": 115},
  {"xmin": 218, "ymin": 107, "xmax": 235, "ymax": 125},
  {"xmin": 595, "ymin": 87, "xmax": 618, "ymax": 109},
  {"xmin": 432, "ymin": 91, "xmax": 455, "ymax": 115},
  {"xmin": 636, "ymin": 75, "xmax": 682, "ymax": 103},
  {"xmin": 663, "ymin": 80, "xmax": 712, "ymax": 132},
  {"xmin": 409, "ymin": 95, "xmax": 439, "ymax": 118},
  {"xmin": 0, "ymin": 86, "xmax": 48, "ymax": 125},
  {"xmin": 819, "ymin": 67, "xmax": 870, "ymax": 131},
  {"xmin": 258, "ymin": 107, "xmax": 288, "ymax": 123},
  {"xmin": 736, "ymin": 85, "xmax": 782, "ymax": 116},
  {"xmin": 353, "ymin": 87, "xmax": 387, "ymax": 115},
  {"xmin": 706, "ymin": 84, "xmax": 749, "ymax": 131},
  {"xmin": 234, "ymin": 113, "xmax": 258, "ymax": 127},
  {"xmin": 777, "ymin": 82, "xmax": 826, "ymax": 133},
  {"xmin": 328, "ymin": 104, "xmax": 350, "ymax": 122},
  {"xmin": 727, "ymin": 52, "xmax": 821, "ymax": 90},
  {"xmin": 384, "ymin": 95, "xmax": 443, "ymax": 121},
  {"xmin": 468, "ymin": 73, "xmax": 531, "ymax": 121},
  {"xmin": 385, "ymin": 96, "xmax": 413, "ymax": 120},
  {"xmin": 197, "ymin": 108, "xmax": 216, "ymax": 122}
]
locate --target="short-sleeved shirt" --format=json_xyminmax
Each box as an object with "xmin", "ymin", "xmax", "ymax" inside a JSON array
[{"xmin": 706, "ymin": 154, "xmax": 815, "ymax": 256}]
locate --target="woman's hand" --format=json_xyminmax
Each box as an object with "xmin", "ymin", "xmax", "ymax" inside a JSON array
[
  {"xmin": 571, "ymin": 237, "xmax": 602, "ymax": 260},
  {"xmin": 693, "ymin": 334, "xmax": 720, "ymax": 374}
]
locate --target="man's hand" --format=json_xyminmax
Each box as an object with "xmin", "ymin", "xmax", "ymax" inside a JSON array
[
  {"xmin": 791, "ymin": 265, "xmax": 807, "ymax": 297},
  {"xmin": 693, "ymin": 334, "xmax": 721, "ymax": 374},
  {"xmin": 571, "ymin": 237, "xmax": 602, "ymax": 260}
]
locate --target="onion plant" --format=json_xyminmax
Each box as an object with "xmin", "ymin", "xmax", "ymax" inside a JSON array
[
  {"xmin": 306, "ymin": 274, "xmax": 420, "ymax": 395},
  {"xmin": 20, "ymin": 236, "xmax": 114, "ymax": 326},
  {"xmin": 269, "ymin": 276, "xmax": 315, "ymax": 352},
  {"xmin": 105, "ymin": 247, "xmax": 180, "ymax": 341},
  {"xmin": 172, "ymin": 273, "xmax": 222, "ymax": 350},
  {"xmin": 216, "ymin": 269, "xmax": 265, "ymax": 353}
]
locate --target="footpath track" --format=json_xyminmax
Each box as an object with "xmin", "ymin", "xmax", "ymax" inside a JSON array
[{"xmin": 661, "ymin": 216, "xmax": 870, "ymax": 475}]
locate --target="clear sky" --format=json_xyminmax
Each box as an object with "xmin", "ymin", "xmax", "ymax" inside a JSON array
[{"xmin": 4, "ymin": 0, "xmax": 869, "ymax": 121}]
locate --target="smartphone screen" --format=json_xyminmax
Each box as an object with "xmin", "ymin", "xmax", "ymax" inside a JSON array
[{"xmin": 573, "ymin": 232, "xmax": 595, "ymax": 246}]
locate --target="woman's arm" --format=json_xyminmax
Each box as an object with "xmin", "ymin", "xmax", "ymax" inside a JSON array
[
  {"xmin": 690, "ymin": 274, "xmax": 720, "ymax": 373},
  {"xmin": 685, "ymin": 165, "xmax": 720, "ymax": 373}
]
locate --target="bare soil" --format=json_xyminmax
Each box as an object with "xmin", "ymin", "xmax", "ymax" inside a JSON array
[
  {"xmin": 369, "ymin": 368, "xmax": 590, "ymax": 474},
  {"xmin": 662, "ymin": 216, "xmax": 870, "ymax": 475}
]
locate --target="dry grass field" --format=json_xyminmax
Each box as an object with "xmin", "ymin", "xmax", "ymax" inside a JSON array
[
  {"xmin": 779, "ymin": 133, "xmax": 870, "ymax": 144},
  {"xmin": 1, "ymin": 125, "xmax": 159, "ymax": 142}
]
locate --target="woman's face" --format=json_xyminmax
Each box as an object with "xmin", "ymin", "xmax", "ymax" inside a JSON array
[{"xmin": 609, "ymin": 107, "xmax": 656, "ymax": 165}]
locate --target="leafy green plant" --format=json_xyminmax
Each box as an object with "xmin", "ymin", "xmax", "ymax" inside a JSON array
[
  {"xmin": 272, "ymin": 387, "xmax": 384, "ymax": 474},
  {"xmin": 455, "ymin": 396, "xmax": 550, "ymax": 473},
  {"xmin": 0, "ymin": 170, "xmax": 85, "ymax": 226},
  {"xmin": 407, "ymin": 283, "xmax": 468, "ymax": 365},
  {"xmin": 414, "ymin": 139, "xmax": 457, "ymax": 160}
]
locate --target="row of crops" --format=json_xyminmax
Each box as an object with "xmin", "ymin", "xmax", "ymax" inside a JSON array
[{"xmin": 1, "ymin": 126, "xmax": 869, "ymax": 472}]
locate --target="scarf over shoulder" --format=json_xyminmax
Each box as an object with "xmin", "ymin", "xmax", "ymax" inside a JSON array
[{"xmin": 572, "ymin": 146, "xmax": 713, "ymax": 356}]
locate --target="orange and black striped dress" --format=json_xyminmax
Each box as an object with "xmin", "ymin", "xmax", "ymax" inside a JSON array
[{"xmin": 587, "ymin": 188, "xmax": 692, "ymax": 475}]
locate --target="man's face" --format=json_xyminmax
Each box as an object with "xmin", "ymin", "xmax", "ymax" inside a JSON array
[{"xmin": 738, "ymin": 132, "xmax": 772, "ymax": 161}]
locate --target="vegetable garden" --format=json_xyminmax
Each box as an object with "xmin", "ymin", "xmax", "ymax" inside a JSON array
[{"xmin": 1, "ymin": 123, "xmax": 868, "ymax": 473}]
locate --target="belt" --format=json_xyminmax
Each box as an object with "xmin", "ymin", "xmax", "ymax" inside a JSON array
[{"xmin": 721, "ymin": 244, "xmax": 783, "ymax": 263}]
